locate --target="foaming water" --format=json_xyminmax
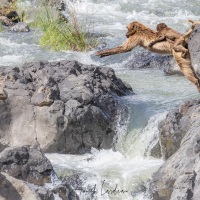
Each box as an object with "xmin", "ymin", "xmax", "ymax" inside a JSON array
[
  {"xmin": 0, "ymin": 32, "xmax": 98, "ymax": 66},
  {"xmin": 46, "ymin": 69, "xmax": 198, "ymax": 199},
  {"xmin": 46, "ymin": 149, "xmax": 163, "ymax": 200},
  {"xmin": 66, "ymin": 0, "xmax": 200, "ymax": 33},
  {"xmin": 1, "ymin": 0, "xmax": 200, "ymax": 199},
  {"xmin": 1, "ymin": 0, "xmax": 199, "ymax": 66},
  {"xmin": 46, "ymin": 112, "xmax": 165, "ymax": 199}
]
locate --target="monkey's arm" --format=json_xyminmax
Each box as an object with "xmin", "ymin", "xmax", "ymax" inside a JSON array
[
  {"xmin": 96, "ymin": 38, "xmax": 139, "ymax": 57},
  {"xmin": 148, "ymin": 35, "xmax": 166, "ymax": 47},
  {"xmin": 173, "ymin": 27, "xmax": 193, "ymax": 50}
]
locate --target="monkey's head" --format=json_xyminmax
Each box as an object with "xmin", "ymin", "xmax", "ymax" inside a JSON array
[
  {"xmin": 126, "ymin": 21, "xmax": 142, "ymax": 38},
  {"xmin": 156, "ymin": 23, "xmax": 167, "ymax": 31}
]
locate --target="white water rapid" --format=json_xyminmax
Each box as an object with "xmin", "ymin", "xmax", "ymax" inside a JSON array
[{"xmin": 1, "ymin": 0, "xmax": 200, "ymax": 199}]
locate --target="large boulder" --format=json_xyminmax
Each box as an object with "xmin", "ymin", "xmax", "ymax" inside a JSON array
[
  {"xmin": 149, "ymin": 99, "xmax": 200, "ymax": 200},
  {"xmin": 0, "ymin": 60, "xmax": 133, "ymax": 154},
  {"xmin": 125, "ymin": 50, "xmax": 183, "ymax": 75},
  {"xmin": 0, "ymin": 146, "xmax": 79, "ymax": 200},
  {"xmin": 157, "ymin": 100, "xmax": 196, "ymax": 160},
  {"xmin": 0, "ymin": 146, "xmax": 53, "ymax": 186},
  {"xmin": 0, "ymin": 172, "xmax": 39, "ymax": 200},
  {"xmin": 125, "ymin": 51, "xmax": 175, "ymax": 70},
  {"xmin": 188, "ymin": 24, "xmax": 200, "ymax": 75}
]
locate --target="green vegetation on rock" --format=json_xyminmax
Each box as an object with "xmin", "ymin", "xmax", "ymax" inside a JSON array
[{"xmin": 31, "ymin": 2, "xmax": 99, "ymax": 51}]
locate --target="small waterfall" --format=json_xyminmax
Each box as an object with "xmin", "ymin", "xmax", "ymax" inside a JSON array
[
  {"xmin": 45, "ymin": 111, "xmax": 166, "ymax": 200},
  {"xmin": 118, "ymin": 112, "xmax": 167, "ymax": 158},
  {"xmin": 1, "ymin": 0, "xmax": 200, "ymax": 199}
]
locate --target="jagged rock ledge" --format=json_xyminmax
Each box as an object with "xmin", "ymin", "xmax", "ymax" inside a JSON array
[
  {"xmin": 0, "ymin": 146, "xmax": 79, "ymax": 200},
  {"xmin": 149, "ymin": 99, "xmax": 200, "ymax": 200},
  {"xmin": 0, "ymin": 60, "xmax": 133, "ymax": 154}
]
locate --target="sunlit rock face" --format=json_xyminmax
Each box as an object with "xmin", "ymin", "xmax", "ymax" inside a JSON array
[
  {"xmin": 149, "ymin": 99, "xmax": 200, "ymax": 200},
  {"xmin": 0, "ymin": 60, "xmax": 133, "ymax": 154}
]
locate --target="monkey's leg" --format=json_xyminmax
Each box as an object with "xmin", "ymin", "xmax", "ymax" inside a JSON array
[
  {"xmin": 148, "ymin": 36, "xmax": 166, "ymax": 47},
  {"xmin": 173, "ymin": 50, "xmax": 200, "ymax": 92},
  {"xmin": 0, "ymin": 75, "xmax": 7, "ymax": 100},
  {"xmin": 173, "ymin": 45, "xmax": 188, "ymax": 58}
]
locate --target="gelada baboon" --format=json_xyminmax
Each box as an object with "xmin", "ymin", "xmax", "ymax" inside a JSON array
[
  {"xmin": 148, "ymin": 23, "xmax": 188, "ymax": 58},
  {"xmin": 96, "ymin": 21, "xmax": 200, "ymax": 92}
]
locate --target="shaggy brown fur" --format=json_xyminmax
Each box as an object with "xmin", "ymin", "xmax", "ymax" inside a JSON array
[
  {"xmin": 149, "ymin": 23, "xmax": 181, "ymax": 44},
  {"xmin": 96, "ymin": 21, "xmax": 173, "ymax": 57},
  {"xmin": 148, "ymin": 23, "xmax": 188, "ymax": 58},
  {"xmin": 96, "ymin": 21, "xmax": 200, "ymax": 93},
  {"xmin": 172, "ymin": 20, "xmax": 200, "ymax": 92}
]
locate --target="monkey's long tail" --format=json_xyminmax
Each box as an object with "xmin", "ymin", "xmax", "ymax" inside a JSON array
[{"xmin": 187, "ymin": 19, "xmax": 200, "ymax": 29}]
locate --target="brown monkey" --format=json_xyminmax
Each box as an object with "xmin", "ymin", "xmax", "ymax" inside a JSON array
[
  {"xmin": 96, "ymin": 21, "xmax": 200, "ymax": 93},
  {"xmin": 172, "ymin": 20, "xmax": 200, "ymax": 92},
  {"xmin": 148, "ymin": 23, "xmax": 188, "ymax": 58},
  {"xmin": 149, "ymin": 23, "xmax": 181, "ymax": 45},
  {"xmin": 173, "ymin": 20, "xmax": 200, "ymax": 50},
  {"xmin": 96, "ymin": 21, "xmax": 173, "ymax": 57}
]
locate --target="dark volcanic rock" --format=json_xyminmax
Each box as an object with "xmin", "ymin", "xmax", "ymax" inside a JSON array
[
  {"xmin": 124, "ymin": 50, "xmax": 183, "ymax": 75},
  {"xmin": 30, "ymin": 182, "xmax": 80, "ymax": 200},
  {"xmin": 52, "ymin": 181, "xmax": 80, "ymax": 200},
  {"xmin": 0, "ymin": 172, "xmax": 39, "ymax": 200},
  {"xmin": 0, "ymin": 146, "xmax": 53, "ymax": 186},
  {"xmin": 149, "ymin": 99, "xmax": 200, "ymax": 200},
  {"xmin": 125, "ymin": 50, "xmax": 185, "ymax": 76},
  {"xmin": 0, "ymin": 146, "xmax": 79, "ymax": 200},
  {"xmin": 124, "ymin": 51, "xmax": 175, "ymax": 71},
  {"xmin": 0, "ymin": 60, "xmax": 133, "ymax": 154}
]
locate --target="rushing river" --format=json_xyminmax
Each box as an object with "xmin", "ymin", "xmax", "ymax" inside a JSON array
[{"xmin": 1, "ymin": 0, "xmax": 200, "ymax": 199}]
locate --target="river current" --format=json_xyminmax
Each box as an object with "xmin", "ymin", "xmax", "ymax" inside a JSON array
[{"xmin": 1, "ymin": 0, "xmax": 200, "ymax": 199}]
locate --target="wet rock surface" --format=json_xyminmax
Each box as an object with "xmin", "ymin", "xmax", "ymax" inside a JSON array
[
  {"xmin": 149, "ymin": 99, "xmax": 200, "ymax": 200},
  {"xmin": 0, "ymin": 146, "xmax": 79, "ymax": 200},
  {"xmin": 0, "ymin": 172, "xmax": 39, "ymax": 200},
  {"xmin": 124, "ymin": 50, "xmax": 185, "ymax": 76},
  {"xmin": 125, "ymin": 51, "xmax": 174, "ymax": 70},
  {"xmin": 0, "ymin": 60, "xmax": 133, "ymax": 154},
  {"xmin": 0, "ymin": 146, "xmax": 53, "ymax": 186}
]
